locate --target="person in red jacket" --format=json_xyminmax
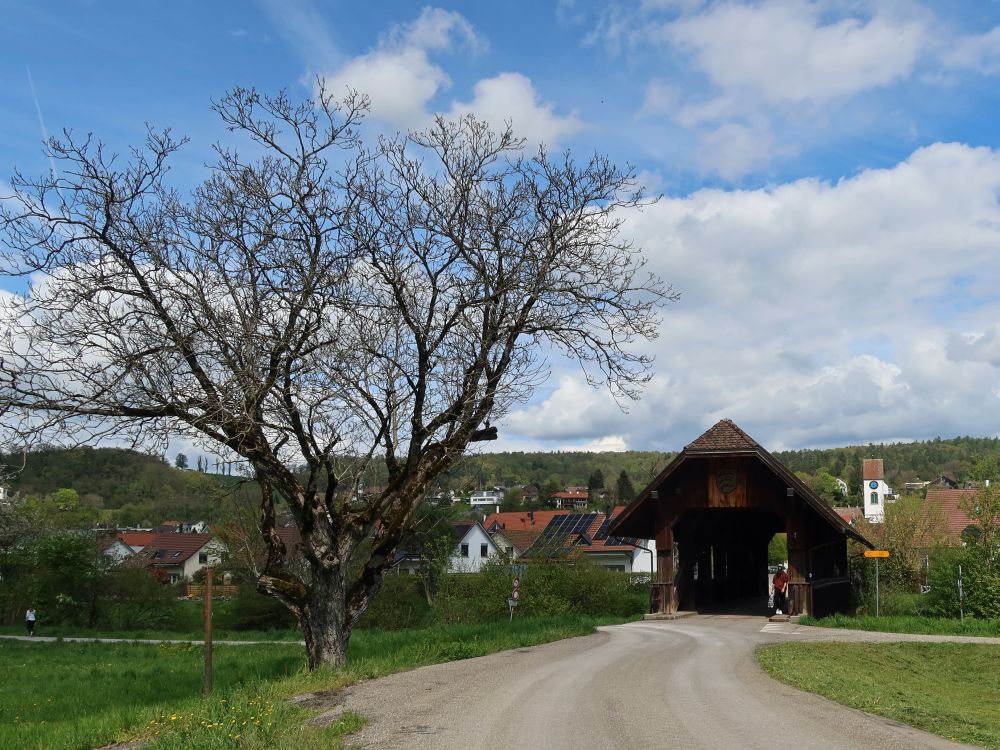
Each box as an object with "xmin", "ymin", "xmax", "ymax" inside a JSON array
[{"xmin": 772, "ymin": 566, "xmax": 789, "ymax": 615}]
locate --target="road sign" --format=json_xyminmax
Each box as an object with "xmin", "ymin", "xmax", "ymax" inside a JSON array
[
  {"xmin": 512, "ymin": 589, "xmax": 519, "ymax": 601},
  {"xmin": 864, "ymin": 550, "xmax": 890, "ymax": 558},
  {"xmin": 513, "ymin": 577, "xmax": 519, "ymax": 589}
]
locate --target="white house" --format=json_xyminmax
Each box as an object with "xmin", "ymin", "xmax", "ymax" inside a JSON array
[
  {"xmin": 450, "ymin": 521, "xmax": 500, "ymax": 572},
  {"xmin": 469, "ymin": 489, "xmax": 503, "ymax": 507}
]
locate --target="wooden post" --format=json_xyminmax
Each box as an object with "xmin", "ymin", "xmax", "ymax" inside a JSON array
[
  {"xmin": 203, "ymin": 567, "xmax": 213, "ymax": 696},
  {"xmin": 654, "ymin": 525, "xmax": 677, "ymax": 614}
]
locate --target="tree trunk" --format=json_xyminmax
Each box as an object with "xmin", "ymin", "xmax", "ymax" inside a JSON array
[{"xmin": 299, "ymin": 565, "xmax": 352, "ymax": 670}]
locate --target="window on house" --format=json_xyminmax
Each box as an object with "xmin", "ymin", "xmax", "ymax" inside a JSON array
[
  {"xmin": 870, "ymin": 492, "xmax": 879, "ymax": 505},
  {"xmin": 198, "ymin": 552, "xmax": 208, "ymax": 564},
  {"xmin": 172, "ymin": 550, "xmax": 183, "ymax": 558},
  {"xmin": 480, "ymin": 543, "xmax": 488, "ymax": 557},
  {"xmin": 154, "ymin": 550, "xmax": 165, "ymax": 559},
  {"xmin": 460, "ymin": 543, "xmax": 469, "ymax": 557}
]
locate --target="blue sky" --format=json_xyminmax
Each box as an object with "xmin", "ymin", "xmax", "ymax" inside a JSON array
[{"xmin": 4, "ymin": 0, "xmax": 1000, "ymax": 456}]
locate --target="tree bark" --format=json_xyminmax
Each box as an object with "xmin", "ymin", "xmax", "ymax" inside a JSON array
[{"xmin": 300, "ymin": 565, "xmax": 351, "ymax": 669}]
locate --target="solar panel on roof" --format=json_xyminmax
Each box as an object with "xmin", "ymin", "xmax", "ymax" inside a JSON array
[{"xmin": 541, "ymin": 512, "xmax": 600, "ymax": 536}]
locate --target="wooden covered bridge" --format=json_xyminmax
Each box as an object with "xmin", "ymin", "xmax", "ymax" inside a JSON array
[{"xmin": 609, "ymin": 419, "xmax": 871, "ymax": 617}]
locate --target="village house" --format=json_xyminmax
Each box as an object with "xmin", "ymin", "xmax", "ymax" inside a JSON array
[
  {"xmin": 139, "ymin": 532, "xmax": 226, "ymax": 583},
  {"xmin": 394, "ymin": 520, "xmax": 500, "ymax": 574},
  {"xmin": 483, "ymin": 507, "xmax": 656, "ymax": 573}
]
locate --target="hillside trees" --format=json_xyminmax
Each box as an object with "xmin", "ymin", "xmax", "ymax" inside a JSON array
[{"xmin": 0, "ymin": 86, "xmax": 672, "ymax": 668}]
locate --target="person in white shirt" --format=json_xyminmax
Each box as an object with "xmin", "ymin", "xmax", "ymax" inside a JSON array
[{"xmin": 25, "ymin": 606, "xmax": 36, "ymax": 637}]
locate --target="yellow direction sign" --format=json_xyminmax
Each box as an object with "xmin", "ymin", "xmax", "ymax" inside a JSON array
[{"xmin": 864, "ymin": 550, "xmax": 890, "ymax": 558}]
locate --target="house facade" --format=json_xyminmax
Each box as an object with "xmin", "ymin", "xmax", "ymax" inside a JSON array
[
  {"xmin": 483, "ymin": 507, "xmax": 656, "ymax": 573},
  {"xmin": 141, "ymin": 533, "xmax": 226, "ymax": 583},
  {"xmin": 449, "ymin": 521, "xmax": 499, "ymax": 572}
]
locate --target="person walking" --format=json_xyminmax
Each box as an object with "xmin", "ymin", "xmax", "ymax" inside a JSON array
[
  {"xmin": 771, "ymin": 566, "xmax": 789, "ymax": 615},
  {"xmin": 25, "ymin": 606, "xmax": 36, "ymax": 637}
]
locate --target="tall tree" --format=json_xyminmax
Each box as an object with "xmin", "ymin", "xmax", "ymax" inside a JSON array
[
  {"xmin": 587, "ymin": 468, "xmax": 605, "ymax": 492},
  {"xmin": 0, "ymin": 86, "xmax": 673, "ymax": 668},
  {"xmin": 616, "ymin": 470, "xmax": 636, "ymax": 504},
  {"xmin": 175, "ymin": 453, "xmax": 188, "ymax": 470}
]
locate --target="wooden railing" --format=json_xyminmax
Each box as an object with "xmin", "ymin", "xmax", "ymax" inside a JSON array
[{"xmin": 185, "ymin": 584, "xmax": 239, "ymax": 599}]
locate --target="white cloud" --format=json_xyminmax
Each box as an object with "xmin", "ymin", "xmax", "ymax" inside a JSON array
[
  {"xmin": 384, "ymin": 7, "xmax": 485, "ymax": 54},
  {"xmin": 325, "ymin": 47, "xmax": 450, "ymax": 128},
  {"xmin": 941, "ymin": 25, "xmax": 1000, "ymax": 74},
  {"xmin": 663, "ymin": 2, "xmax": 926, "ymax": 107},
  {"xmin": 321, "ymin": 7, "xmax": 484, "ymax": 129},
  {"xmin": 259, "ymin": 0, "xmax": 341, "ymax": 69},
  {"xmin": 320, "ymin": 8, "xmax": 580, "ymax": 143},
  {"xmin": 696, "ymin": 122, "xmax": 776, "ymax": 180},
  {"xmin": 600, "ymin": 1, "xmax": 941, "ymax": 178},
  {"xmin": 502, "ymin": 142, "xmax": 1000, "ymax": 451},
  {"xmin": 505, "ymin": 375, "xmax": 631, "ymax": 441},
  {"xmin": 446, "ymin": 73, "xmax": 585, "ymax": 148}
]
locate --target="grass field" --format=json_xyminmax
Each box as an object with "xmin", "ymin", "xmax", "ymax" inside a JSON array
[
  {"xmin": 800, "ymin": 613, "xmax": 1000, "ymax": 637},
  {"xmin": 1, "ymin": 615, "xmax": 623, "ymax": 750},
  {"xmin": 757, "ymin": 642, "xmax": 1000, "ymax": 749}
]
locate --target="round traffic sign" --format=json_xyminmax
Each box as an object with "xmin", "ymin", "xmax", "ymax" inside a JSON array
[{"xmin": 512, "ymin": 589, "xmax": 519, "ymax": 600}]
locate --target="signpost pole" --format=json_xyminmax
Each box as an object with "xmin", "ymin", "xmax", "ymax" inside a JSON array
[
  {"xmin": 863, "ymin": 550, "xmax": 890, "ymax": 617},
  {"xmin": 203, "ymin": 567, "xmax": 213, "ymax": 695},
  {"xmin": 958, "ymin": 564, "xmax": 964, "ymax": 623},
  {"xmin": 875, "ymin": 558, "xmax": 880, "ymax": 618}
]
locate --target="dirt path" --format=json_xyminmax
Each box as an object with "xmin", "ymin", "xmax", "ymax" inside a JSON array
[{"xmin": 332, "ymin": 616, "xmax": 986, "ymax": 750}]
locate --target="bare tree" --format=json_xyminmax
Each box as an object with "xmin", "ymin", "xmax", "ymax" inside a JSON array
[{"xmin": 0, "ymin": 85, "xmax": 674, "ymax": 668}]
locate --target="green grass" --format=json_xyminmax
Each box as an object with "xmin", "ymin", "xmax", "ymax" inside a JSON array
[
  {"xmin": 758, "ymin": 642, "xmax": 1000, "ymax": 749},
  {"xmin": 1, "ymin": 614, "xmax": 623, "ymax": 750},
  {"xmin": 801, "ymin": 613, "xmax": 1000, "ymax": 637}
]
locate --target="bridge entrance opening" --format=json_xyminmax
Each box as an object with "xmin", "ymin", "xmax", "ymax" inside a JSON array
[{"xmin": 673, "ymin": 508, "xmax": 782, "ymax": 614}]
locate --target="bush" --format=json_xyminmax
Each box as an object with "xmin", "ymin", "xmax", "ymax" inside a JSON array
[
  {"xmin": 217, "ymin": 586, "xmax": 297, "ymax": 631},
  {"xmin": 925, "ymin": 545, "xmax": 1000, "ymax": 619},
  {"xmin": 98, "ymin": 567, "xmax": 179, "ymax": 630},
  {"xmin": 432, "ymin": 557, "xmax": 646, "ymax": 625},
  {"xmin": 356, "ymin": 574, "xmax": 434, "ymax": 630}
]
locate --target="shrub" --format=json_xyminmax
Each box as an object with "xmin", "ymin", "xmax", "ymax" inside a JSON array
[
  {"xmin": 432, "ymin": 557, "xmax": 646, "ymax": 625},
  {"xmin": 217, "ymin": 586, "xmax": 297, "ymax": 631},
  {"xmin": 356, "ymin": 574, "xmax": 434, "ymax": 630},
  {"xmin": 99, "ymin": 567, "xmax": 178, "ymax": 630}
]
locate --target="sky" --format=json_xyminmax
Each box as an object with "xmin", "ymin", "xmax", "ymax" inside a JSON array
[{"xmin": 4, "ymin": 0, "xmax": 1000, "ymax": 457}]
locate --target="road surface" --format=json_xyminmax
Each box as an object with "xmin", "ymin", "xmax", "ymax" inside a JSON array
[{"xmin": 333, "ymin": 615, "xmax": 986, "ymax": 750}]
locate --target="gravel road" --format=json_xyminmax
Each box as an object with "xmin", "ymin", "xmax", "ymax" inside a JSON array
[{"xmin": 335, "ymin": 615, "xmax": 986, "ymax": 750}]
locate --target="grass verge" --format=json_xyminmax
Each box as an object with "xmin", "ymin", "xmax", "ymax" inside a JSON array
[
  {"xmin": 757, "ymin": 642, "xmax": 1000, "ymax": 749},
  {"xmin": 800, "ymin": 614, "xmax": 1000, "ymax": 637},
  {"xmin": 1, "ymin": 614, "xmax": 626, "ymax": 750}
]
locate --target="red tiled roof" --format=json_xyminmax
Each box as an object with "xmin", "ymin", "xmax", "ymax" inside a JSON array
[
  {"xmin": 552, "ymin": 491, "xmax": 589, "ymax": 500},
  {"xmin": 117, "ymin": 531, "xmax": 157, "ymax": 550},
  {"xmin": 141, "ymin": 533, "xmax": 215, "ymax": 566},
  {"xmin": 925, "ymin": 489, "xmax": 976, "ymax": 544},
  {"xmin": 497, "ymin": 528, "xmax": 544, "ymax": 552},
  {"xmin": 862, "ymin": 459, "xmax": 884, "ymax": 480},
  {"xmin": 483, "ymin": 510, "xmax": 566, "ymax": 531},
  {"xmin": 685, "ymin": 419, "xmax": 761, "ymax": 452},
  {"xmin": 833, "ymin": 506, "xmax": 864, "ymax": 524}
]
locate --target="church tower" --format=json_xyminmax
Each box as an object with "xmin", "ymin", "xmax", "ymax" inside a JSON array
[{"xmin": 862, "ymin": 459, "xmax": 890, "ymax": 522}]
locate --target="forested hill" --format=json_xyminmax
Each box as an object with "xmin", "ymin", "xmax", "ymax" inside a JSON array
[
  {"xmin": 0, "ymin": 446, "xmax": 239, "ymax": 526},
  {"xmin": 772, "ymin": 435, "xmax": 1000, "ymax": 492},
  {"xmin": 3, "ymin": 435, "xmax": 1000, "ymax": 521}
]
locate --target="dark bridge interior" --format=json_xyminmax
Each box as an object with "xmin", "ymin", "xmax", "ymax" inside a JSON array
[{"xmin": 673, "ymin": 508, "xmax": 782, "ymax": 614}]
